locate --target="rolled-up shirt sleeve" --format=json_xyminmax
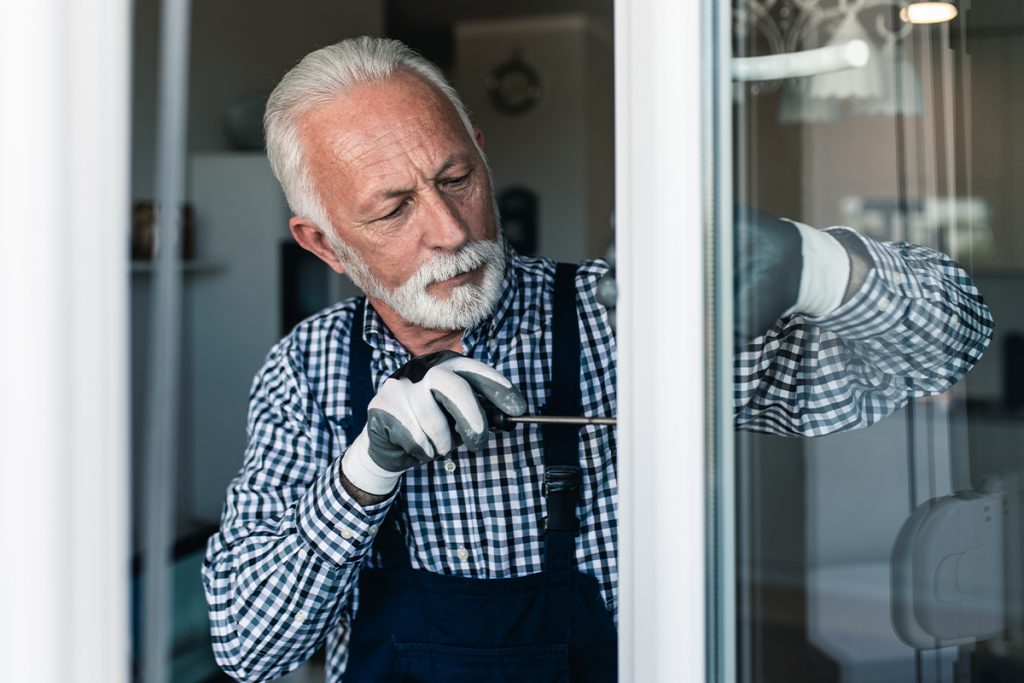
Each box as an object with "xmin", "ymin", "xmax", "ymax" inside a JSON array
[
  {"xmin": 735, "ymin": 227, "xmax": 993, "ymax": 436},
  {"xmin": 202, "ymin": 339, "xmax": 395, "ymax": 682}
]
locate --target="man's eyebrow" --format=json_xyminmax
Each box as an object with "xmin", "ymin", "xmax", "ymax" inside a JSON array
[
  {"xmin": 364, "ymin": 154, "xmax": 473, "ymax": 206},
  {"xmin": 433, "ymin": 154, "xmax": 471, "ymax": 178},
  {"xmin": 378, "ymin": 185, "xmax": 415, "ymax": 201}
]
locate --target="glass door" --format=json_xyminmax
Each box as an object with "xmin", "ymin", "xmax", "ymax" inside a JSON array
[{"xmin": 720, "ymin": 0, "xmax": 1024, "ymax": 681}]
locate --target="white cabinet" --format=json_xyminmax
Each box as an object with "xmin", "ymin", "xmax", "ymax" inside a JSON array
[
  {"xmin": 131, "ymin": 153, "xmax": 357, "ymax": 529},
  {"xmin": 183, "ymin": 153, "xmax": 293, "ymax": 523}
]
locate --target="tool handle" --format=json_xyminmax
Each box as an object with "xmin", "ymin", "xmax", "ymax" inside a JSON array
[{"xmin": 490, "ymin": 410, "xmax": 515, "ymax": 432}]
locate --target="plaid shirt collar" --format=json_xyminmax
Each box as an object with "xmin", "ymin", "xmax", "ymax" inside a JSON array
[{"xmin": 359, "ymin": 240, "xmax": 535, "ymax": 360}]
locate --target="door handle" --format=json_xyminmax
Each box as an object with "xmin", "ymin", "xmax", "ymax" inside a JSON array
[{"xmin": 732, "ymin": 40, "xmax": 870, "ymax": 81}]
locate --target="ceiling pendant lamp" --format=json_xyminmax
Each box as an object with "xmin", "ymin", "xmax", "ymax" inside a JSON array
[{"xmin": 900, "ymin": 1, "xmax": 958, "ymax": 24}]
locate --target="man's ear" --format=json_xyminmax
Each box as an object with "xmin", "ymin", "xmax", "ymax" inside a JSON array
[
  {"xmin": 473, "ymin": 127, "xmax": 485, "ymax": 151},
  {"xmin": 289, "ymin": 216, "xmax": 346, "ymax": 274}
]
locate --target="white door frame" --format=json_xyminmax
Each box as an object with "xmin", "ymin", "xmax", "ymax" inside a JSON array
[
  {"xmin": 0, "ymin": 1, "xmax": 132, "ymax": 681},
  {"xmin": 615, "ymin": 0, "xmax": 712, "ymax": 680}
]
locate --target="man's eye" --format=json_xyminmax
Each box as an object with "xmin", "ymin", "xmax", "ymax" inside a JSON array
[
  {"xmin": 381, "ymin": 200, "xmax": 408, "ymax": 221},
  {"xmin": 443, "ymin": 173, "xmax": 471, "ymax": 189}
]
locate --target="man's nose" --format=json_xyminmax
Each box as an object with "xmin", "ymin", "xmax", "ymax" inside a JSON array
[{"xmin": 421, "ymin": 190, "xmax": 470, "ymax": 250}]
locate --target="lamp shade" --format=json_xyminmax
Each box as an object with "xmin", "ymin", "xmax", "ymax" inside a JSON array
[
  {"xmin": 807, "ymin": 12, "xmax": 885, "ymax": 101},
  {"xmin": 900, "ymin": 2, "xmax": 958, "ymax": 24}
]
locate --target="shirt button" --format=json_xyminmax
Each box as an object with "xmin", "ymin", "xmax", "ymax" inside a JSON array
[
  {"xmin": 340, "ymin": 527, "xmax": 354, "ymax": 540},
  {"xmin": 950, "ymin": 314, "xmax": 960, "ymax": 327},
  {"xmin": 444, "ymin": 460, "xmax": 457, "ymax": 474},
  {"xmin": 487, "ymin": 339, "xmax": 498, "ymax": 351},
  {"xmin": 456, "ymin": 547, "xmax": 470, "ymax": 562},
  {"xmin": 878, "ymin": 298, "xmax": 890, "ymax": 312},
  {"xmin": 294, "ymin": 612, "xmax": 307, "ymax": 625},
  {"xmin": 368, "ymin": 525, "xmax": 380, "ymax": 535},
  {"xmin": 892, "ymin": 273, "xmax": 902, "ymax": 285}
]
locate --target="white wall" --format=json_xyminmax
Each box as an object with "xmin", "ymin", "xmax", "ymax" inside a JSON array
[{"xmin": 131, "ymin": 0, "xmax": 385, "ymax": 199}]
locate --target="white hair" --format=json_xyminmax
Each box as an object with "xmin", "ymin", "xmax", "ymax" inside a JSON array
[{"xmin": 264, "ymin": 36, "xmax": 477, "ymax": 231}]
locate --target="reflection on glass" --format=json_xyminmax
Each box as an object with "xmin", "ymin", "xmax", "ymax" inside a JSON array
[{"xmin": 727, "ymin": 0, "xmax": 1024, "ymax": 680}]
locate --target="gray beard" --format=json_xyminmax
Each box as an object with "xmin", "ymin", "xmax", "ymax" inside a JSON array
[{"xmin": 327, "ymin": 233, "xmax": 506, "ymax": 331}]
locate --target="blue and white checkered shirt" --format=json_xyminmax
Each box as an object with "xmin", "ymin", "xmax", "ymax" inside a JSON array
[{"xmin": 203, "ymin": 232, "xmax": 991, "ymax": 681}]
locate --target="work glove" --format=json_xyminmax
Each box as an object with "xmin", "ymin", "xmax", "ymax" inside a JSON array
[
  {"xmin": 734, "ymin": 205, "xmax": 803, "ymax": 346},
  {"xmin": 341, "ymin": 351, "xmax": 527, "ymax": 495},
  {"xmin": 734, "ymin": 204, "xmax": 850, "ymax": 347},
  {"xmin": 594, "ymin": 206, "xmax": 851, "ymax": 347}
]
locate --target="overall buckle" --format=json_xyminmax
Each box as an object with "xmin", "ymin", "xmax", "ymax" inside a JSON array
[{"xmin": 543, "ymin": 465, "xmax": 582, "ymax": 535}]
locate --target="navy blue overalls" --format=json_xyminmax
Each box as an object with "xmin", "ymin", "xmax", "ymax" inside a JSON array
[{"xmin": 339, "ymin": 264, "xmax": 618, "ymax": 682}]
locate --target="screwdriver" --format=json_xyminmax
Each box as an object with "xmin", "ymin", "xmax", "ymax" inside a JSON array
[
  {"xmin": 470, "ymin": 392, "xmax": 617, "ymax": 431},
  {"xmin": 489, "ymin": 412, "xmax": 617, "ymax": 431}
]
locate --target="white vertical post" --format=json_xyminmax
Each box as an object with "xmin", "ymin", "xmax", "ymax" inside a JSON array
[
  {"xmin": 710, "ymin": 0, "xmax": 737, "ymax": 680},
  {"xmin": 616, "ymin": 0, "xmax": 708, "ymax": 681},
  {"xmin": 142, "ymin": 1, "xmax": 192, "ymax": 682},
  {"xmin": 0, "ymin": 1, "xmax": 132, "ymax": 681}
]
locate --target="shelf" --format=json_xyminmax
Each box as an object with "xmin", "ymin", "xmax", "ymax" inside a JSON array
[{"xmin": 130, "ymin": 260, "xmax": 224, "ymax": 275}]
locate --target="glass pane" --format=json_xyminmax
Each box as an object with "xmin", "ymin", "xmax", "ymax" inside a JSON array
[
  {"xmin": 723, "ymin": 1, "xmax": 1024, "ymax": 681},
  {"xmin": 130, "ymin": 2, "xmax": 615, "ymax": 681}
]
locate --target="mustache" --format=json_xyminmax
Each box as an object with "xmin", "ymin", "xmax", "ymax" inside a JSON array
[{"xmin": 404, "ymin": 241, "xmax": 503, "ymax": 290}]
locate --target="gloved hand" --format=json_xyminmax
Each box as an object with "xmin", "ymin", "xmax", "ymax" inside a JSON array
[
  {"xmin": 341, "ymin": 350, "xmax": 527, "ymax": 495},
  {"xmin": 734, "ymin": 204, "xmax": 851, "ymax": 347},
  {"xmin": 733, "ymin": 204, "xmax": 802, "ymax": 346},
  {"xmin": 596, "ymin": 206, "xmax": 851, "ymax": 346}
]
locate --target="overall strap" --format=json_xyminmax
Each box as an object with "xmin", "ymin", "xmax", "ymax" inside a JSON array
[
  {"xmin": 542, "ymin": 263, "xmax": 584, "ymax": 571},
  {"xmin": 346, "ymin": 298, "xmax": 411, "ymax": 570},
  {"xmin": 350, "ymin": 266, "xmax": 585, "ymax": 573},
  {"xmin": 345, "ymin": 298, "xmax": 372, "ymax": 440}
]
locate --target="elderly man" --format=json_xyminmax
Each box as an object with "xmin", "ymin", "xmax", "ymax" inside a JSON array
[{"xmin": 203, "ymin": 37, "xmax": 991, "ymax": 682}]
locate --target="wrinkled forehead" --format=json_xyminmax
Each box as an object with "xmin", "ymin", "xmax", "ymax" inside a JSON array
[
  {"xmin": 298, "ymin": 73, "xmax": 479, "ymax": 197},
  {"xmin": 301, "ymin": 72, "xmax": 470, "ymax": 157}
]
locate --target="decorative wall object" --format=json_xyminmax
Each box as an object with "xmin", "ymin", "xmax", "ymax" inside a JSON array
[{"xmin": 132, "ymin": 201, "xmax": 196, "ymax": 261}]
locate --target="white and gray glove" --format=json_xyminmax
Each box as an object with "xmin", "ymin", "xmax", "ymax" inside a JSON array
[
  {"xmin": 341, "ymin": 350, "xmax": 527, "ymax": 495},
  {"xmin": 734, "ymin": 204, "xmax": 852, "ymax": 346}
]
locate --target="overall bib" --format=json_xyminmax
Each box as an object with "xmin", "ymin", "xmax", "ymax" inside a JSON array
[{"xmin": 341, "ymin": 264, "xmax": 618, "ymax": 682}]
